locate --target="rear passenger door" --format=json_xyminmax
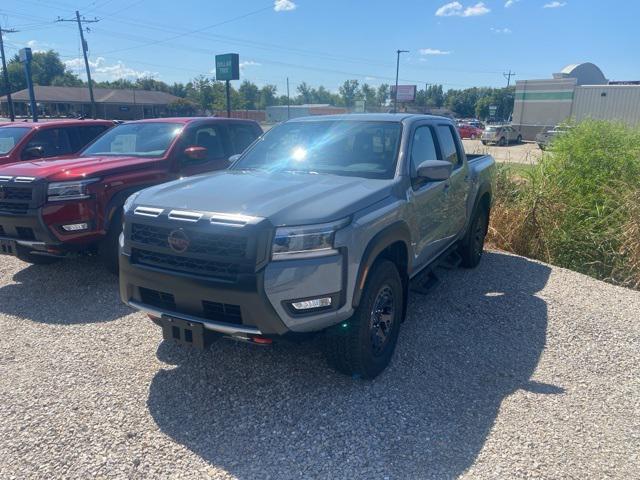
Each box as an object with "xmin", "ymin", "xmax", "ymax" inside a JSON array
[
  {"xmin": 436, "ymin": 124, "xmax": 469, "ymax": 238},
  {"xmin": 178, "ymin": 123, "xmax": 233, "ymax": 176}
]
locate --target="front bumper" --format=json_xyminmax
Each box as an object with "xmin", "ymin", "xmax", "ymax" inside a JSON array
[
  {"xmin": 119, "ymin": 250, "xmax": 352, "ymax": 338},
  {"xmin": 0, "ymin": 208, "xmax": 63, "ymax": 254}
]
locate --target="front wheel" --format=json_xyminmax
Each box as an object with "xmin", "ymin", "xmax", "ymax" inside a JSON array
[
  {"xmin": 481, "ymin": 140, "xmax": 487, "ymax": 146},
  {"xmin": 516, "ymin": 135, "xmax": 523, "ymax": 144},
  {"xmin": 459, "ymin": 206, "xmax": 489, "ymax": 268},
  {"xmin": 98, "ymin": 209, "xmax": 123, "ymax": 274},
  {"xmin": 323, "ymin": 260, "xmax": 403, "ymax": 379},
  {"xmin": 498, "ymin": 137, "xmax": 507, "ymax": 147}
]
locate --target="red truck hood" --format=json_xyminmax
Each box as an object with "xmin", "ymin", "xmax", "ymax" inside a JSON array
[{"xmin": 0, "ymin": 155, "xmax": 161, "ymax": 181}]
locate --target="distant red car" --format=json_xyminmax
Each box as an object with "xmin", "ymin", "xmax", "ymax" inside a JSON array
[
  {"xmin": 457, "ymin": 123, "xmax": 483, "ymax": 139},
  {"xmin": 0, "ymin": 119, "xmax": 114, "ymax": 166}
]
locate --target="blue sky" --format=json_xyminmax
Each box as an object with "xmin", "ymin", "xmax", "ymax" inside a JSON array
[{"xmin": 0, "ymin": 0, "xmax": 636, "ymax": 94}]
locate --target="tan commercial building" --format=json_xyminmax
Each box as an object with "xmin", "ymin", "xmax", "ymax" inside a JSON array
[{"xmin": 0, "ymin": 85, "xmax": 181, "ymax": 120}]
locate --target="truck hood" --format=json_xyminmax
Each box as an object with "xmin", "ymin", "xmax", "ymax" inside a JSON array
[
  {"xmin": 135, "ymin": 170, "xmax": 395, "ymax": 226},
  {"xmin": 0, "ymin": 155, "xmax": 161, "ymax": 181}
]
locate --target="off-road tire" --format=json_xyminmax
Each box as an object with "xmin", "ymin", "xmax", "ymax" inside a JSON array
[
  {"xmin": 459, "ymin": 206, "xmax": 489, "ymax": 268},
  {"xmin": 16, "ymin": 246, "xmax": 60, "ymax": 265},
  {"xmin": 516, "ymin": 135, "xmax": 523, "ymax": 144},
  {"xmin": 481, "ymin": 140, "xmax": 487, "ymax": 146},
  {"xmin": 323, "ymin": 260, "xmax": 403, "ymax": 379},
  {"xmin": 98, "ymin": 209, "xmax": 123, "ymax": 274}
]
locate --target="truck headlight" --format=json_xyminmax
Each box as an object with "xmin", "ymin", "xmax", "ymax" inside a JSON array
[
  {"xmin": 47, "ymin": 178, "xmax": 99, "ymax": 202},
  {"xmin": 272, "ymin": 217, "xmax": 349, "ymax": 260}
]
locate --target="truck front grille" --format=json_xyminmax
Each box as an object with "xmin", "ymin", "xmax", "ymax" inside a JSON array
[
  {"xmin": 139, "ymin": 287, "xmax": 176, "ymax": 311},
  {"xmin": 132, "ymin": 248, "xmax": 246, "ymax": 281},
  {"xmin": 131, "ymin": 223, "xmax": 247, "ymax": 258},
  {"xmin": 0, "ymin": 202, "xmax": 29, "ymax": 215},
  {"xmin": 0, "ymin": 187, "xmax": 33, "ymax": 201}
]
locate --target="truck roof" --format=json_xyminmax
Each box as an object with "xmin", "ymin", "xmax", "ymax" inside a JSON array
[
  {"xmin": 127, "ymin": 117, "xmax": 260, "ymax": 125},
  {"xmin": 287, "ymin": 113, "xmax": 454, "ymax": 124},
  {"xmin": 0, "ymin": 119, "xmax": 114, "ymax": 130}
]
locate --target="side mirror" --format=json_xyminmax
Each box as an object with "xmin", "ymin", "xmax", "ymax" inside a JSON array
[
  {"xmin": 24, "ymin": 145, "xmax": 45, "ymax": 159},
  {"xmin": 228, "ymin": 154, "xmax": 241, "ymax": 165},
  {"xmin": 184, "ymin": 146, "xmax": 208, "ymax": 161},
  {"xmin": 416, "ymin": 160, "xmax": 453, "ymax": 181}
]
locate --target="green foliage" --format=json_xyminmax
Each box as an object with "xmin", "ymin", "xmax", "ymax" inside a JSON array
[
  {"xmin": 7, "ymin": 50, "xmax": 80, "ymax": 90},
  {"xmin": 489, "ymin": 120, "xmax": 640, "ymax": 289}
]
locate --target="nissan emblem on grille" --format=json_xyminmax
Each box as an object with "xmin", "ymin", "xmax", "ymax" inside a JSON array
[{"xmin": 167, "ymin": 229, "xmax": 190, "ymax": 253}]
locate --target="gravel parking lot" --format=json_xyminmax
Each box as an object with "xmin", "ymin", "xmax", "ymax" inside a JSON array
[
  {"xmin": 462, "ymin": 139, "xmax": 543, "ymax": 165},
  {"xmin": 0, "ymin": 252, "xmax": 638, "ymax": 479}
]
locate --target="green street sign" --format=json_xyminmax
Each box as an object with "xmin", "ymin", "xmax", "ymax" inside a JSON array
[{"xmin": 215, "ymin": 53, "xmax": 240, "ymax": 81}]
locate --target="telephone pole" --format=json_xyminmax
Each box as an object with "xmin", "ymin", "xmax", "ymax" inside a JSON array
[
  {"xmin": 0, "ymin": 25, "xmax": 17, "ymax": 121},
  {"xmin": 393, "ymin": 49, "xmax": 409, "ymax": 113},
  {"xmin": 503, "ymin": 70, "xmax": 516, "ymax": 88},
  {"xmin": 57, "ymin": 11, "xmax": 99, "ymax": 118}
]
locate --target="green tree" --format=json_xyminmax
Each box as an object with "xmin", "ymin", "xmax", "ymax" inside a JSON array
[
  {"xmin": 258, "ymin": 84, "xmax": 278, "ymax": 109},
  {"xmin": 376, "ymin": 84, "xmax": 389, "ymax": 108},
  {"xmin": 7, "ymin": 50, "xmax": 81, "ymax": 92},
  {"xmin": 361, "ymin": 83, "xmax": 377, "ymax": 110},
  {"xmin": 339, "ymin": 79, "xmax": 360, "ymax": 108},
  {"xmin": 296, "ymin": 82, "xmax": 313, "ymax": 104},
  {"xmin": 238, "ymin": 80, "xmax": 260, "ymax": 109}
]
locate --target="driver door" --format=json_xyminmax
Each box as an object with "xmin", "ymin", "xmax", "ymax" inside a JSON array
[
  {"xmin": 407, "ymin": 124, "xmax": 450, "ymax": 269},
  {"xmin": 178, "ymin": 123, "xmax": 233, "ymax": 176}
]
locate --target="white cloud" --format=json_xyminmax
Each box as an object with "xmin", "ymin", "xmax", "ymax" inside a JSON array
[
  {"xmin": 490, "ymin": 27, "xmax": 512, "ymax": 34},
  {"xmin": 435, "ymin": 2, "xmax": 490, "ymax": 17},
  {"xmin": 25, "ymin": 40, "xmax": 50, "ymax": 53},
  {"xmin": 64, "ymin": 57, "xmax": 156, "ymax": 81},
  {"xmin": 504, "ymin": 0, "xmax": 519, "ymax": 7},
  {"xmin": 543, "ymin": 1, "xmax": 566, "ymax": 7},
  {"xmin": 274, "ymin": 0, "xmax": 296, "ymax": 12},
  {"xmin": 419, "ymin": 48, "xmax": 452, "ymax": 55},
  {"xmin": 239, "ymin": 60, "xmax": 261, "ymax": 71}
]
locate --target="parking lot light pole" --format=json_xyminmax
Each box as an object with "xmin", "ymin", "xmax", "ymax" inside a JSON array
[{"xmin": 394, "ymin": 50, "xmax": 409, "ymax": 113}]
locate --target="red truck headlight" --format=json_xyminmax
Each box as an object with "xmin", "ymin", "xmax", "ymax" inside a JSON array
[{"xmin": 47, "ymin": 178, "xmax": 99, "ymax": 202}]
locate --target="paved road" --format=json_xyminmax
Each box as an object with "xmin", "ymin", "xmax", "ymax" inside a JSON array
[{"xmin": 0, "ymin": 252, "xmax": 638, "ymax": 479}]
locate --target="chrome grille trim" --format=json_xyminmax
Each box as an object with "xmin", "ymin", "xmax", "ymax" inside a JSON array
[
  {"xmin": 168, "ymin": 210, "xmax": 203, "ymax": 222},
  {"xmin": 134, "ymin": 206, "xmax": 164, "ymax": 218},
  {"xmin": 14, "ymin": 177, "xmax": 36, "ymax": 183}
]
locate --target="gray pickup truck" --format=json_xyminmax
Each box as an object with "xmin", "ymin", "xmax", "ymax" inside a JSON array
[{"xmin": 119, "ymin": 114, "xmax": 495, "ymax": 378}]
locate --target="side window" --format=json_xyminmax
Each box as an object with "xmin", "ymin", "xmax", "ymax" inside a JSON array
[
  {"xmin": 436, "ymin": 125, "xmax": 460, "ymax": 166},
  {"xmin": 72, "ymin": 125, "xmax": 110, "ymax": 151},
  {"xmin": 184, "ymin": 125, "xmax": 228, "ymax": 162},
  {"xmin": 23, "ymin": 128, "xmax": 73, "ymax": 159},
  {"xmin": 228, "ymin": 124, "xmax": 260, "ymax": 154},
  {"xmin": 410, "ymin": 126, "xmax": 439, "ymax": 177}
]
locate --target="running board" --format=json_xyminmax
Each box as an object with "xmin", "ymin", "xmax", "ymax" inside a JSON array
[{"xmin": 410, "ymin": 249, "xmax": 461, "ymax": 295}]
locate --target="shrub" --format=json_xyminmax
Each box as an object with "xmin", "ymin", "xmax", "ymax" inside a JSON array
[{"xmin": 488, "ymin": 120, "xmax": 640, "ymax": 289}]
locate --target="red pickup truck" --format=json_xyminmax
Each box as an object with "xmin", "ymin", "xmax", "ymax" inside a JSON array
[
  {"xmin": 0, "ymin": 119, "xmax": 114, "ymax": 166},
  {"xmin": 0, "ymin": 117, "xmax": 262, "ymax": 271}
]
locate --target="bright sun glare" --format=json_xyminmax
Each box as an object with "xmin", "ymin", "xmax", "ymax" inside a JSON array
[{"xmin": 291, "ymin": 146, "xmax": 307, "ymax": 161}]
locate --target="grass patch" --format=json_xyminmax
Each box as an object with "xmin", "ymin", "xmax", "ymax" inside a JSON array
[{"xmin": 488, "ymin": 120, "xmax": 640, "ymax": 289}]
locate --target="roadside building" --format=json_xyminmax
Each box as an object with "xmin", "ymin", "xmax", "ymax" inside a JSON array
[
  {"xmin": 266, "ymin": 104, "xmax": 347, "ymax": 123},
  {"xmin": 512, "ymin": 63, "xmax": 640, "ymax": 140},
  {"xmin": 0, "ymin": 86, "xmax": 181, "ymax": 120}
]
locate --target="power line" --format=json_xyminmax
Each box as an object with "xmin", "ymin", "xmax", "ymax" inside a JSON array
[
  {"xmin": 57, "ymin": 11, "xmax": 99, "ymax": 118},
  {"xmin": 503, "ymin": 70, "xmax": 516, "ymax": 88}
]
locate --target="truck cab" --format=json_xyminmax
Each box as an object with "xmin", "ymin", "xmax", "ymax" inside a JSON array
[
  {"xmin": 0, "ymin": 117, "xmax": 262, "ymax": 271},
  {"xmin": 0, "ymin": 120, "xmax": 114, "ymax": 165}
]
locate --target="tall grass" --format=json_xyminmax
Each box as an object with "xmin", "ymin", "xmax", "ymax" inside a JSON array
[{"xmin": 488, "ymin": 120, "xmax": 640, "ymax": 289}]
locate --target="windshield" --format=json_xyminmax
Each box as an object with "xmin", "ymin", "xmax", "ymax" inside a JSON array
[
  {"xmin": 81, "ymin": 122, "xmax": 183, "ymax": 157},
  {"xmin": 0, "ymin": 127, "xmax": 30, "ymax": 155},
  {"xmin": 233, "ymin": 121, "xmax": 402, "ymax": 179}
]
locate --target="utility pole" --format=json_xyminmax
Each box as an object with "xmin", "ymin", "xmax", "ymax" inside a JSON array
[
  {"xmin": 503, "ymin": 70, "xmax": 516, "ymax": 88},
  {"xmin": 58, "ymin": 11, "xmax": 99, "ymax": 119},
  {"xmin": 19, "ymin": 48, "xmax": 37, "ymax": 122},
  {"xmin": 0, "ymin": 25, "xmax": 17, "ymax": 121},
  {"xmin": 393, "ymin": 49, "xmax": 409, "ymax": 113},
  {"xmin": 503, "ymin": 70, "xmax": 516, "ymax": 122},
  {"xmin": 286, "ymin": 77, "xmax": 290, "ymax": 120}
]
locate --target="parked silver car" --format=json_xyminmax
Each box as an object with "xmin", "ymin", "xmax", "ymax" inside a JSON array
[{"xmin": 481, "ymin": 125, "xmax": 522, "ymax": 146}]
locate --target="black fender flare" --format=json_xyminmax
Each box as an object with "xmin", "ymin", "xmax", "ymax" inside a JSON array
[
  {"xmin": 102, "ymin": 185, "xmax": 155, "ymax": 232},
  {"xmin": 352, "ymin": 221, "xmax": 412, "ymax": 308},
  {"xmin": 465, "ymin": 181, "xmax": 492, "ymax": 234}
]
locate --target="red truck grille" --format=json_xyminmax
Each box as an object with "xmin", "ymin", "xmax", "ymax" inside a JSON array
[{"xmin": 0, "ymin": 202, "xmax": 29, "ymax": 215}]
